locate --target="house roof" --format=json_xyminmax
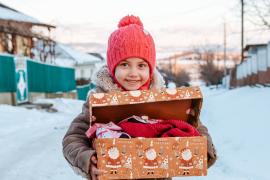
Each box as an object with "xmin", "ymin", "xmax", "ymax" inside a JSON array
[
  {"xmin": 244, "ymin": 44, "xmax": 267, "ymax": 51},
  {"xmin": 0, "ymin": 3, "xmax": 55, "ymax": 28},
  {"xmin": 55, "ymin": 43, "xmax": 101, "ymax": 67}
]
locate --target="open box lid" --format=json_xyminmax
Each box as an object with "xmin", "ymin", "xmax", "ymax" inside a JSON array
[{"xmin": 89, "ymin": 87, "xmax": 203, "ymax": 127}]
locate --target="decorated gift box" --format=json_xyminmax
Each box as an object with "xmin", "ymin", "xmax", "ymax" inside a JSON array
[{"xmin": 89, "ymin": 87, "xmax": 207, "ymax": 179}]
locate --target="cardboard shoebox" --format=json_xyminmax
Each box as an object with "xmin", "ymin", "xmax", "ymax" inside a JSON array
[{"xmin": 89, "ymin": 87, "xmax": 207, "ymax": 179}]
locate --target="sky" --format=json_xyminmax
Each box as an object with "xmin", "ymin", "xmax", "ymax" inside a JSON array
[{"xmin": 1, "ymin": 0, "xmax": 270, "ymax": 54}]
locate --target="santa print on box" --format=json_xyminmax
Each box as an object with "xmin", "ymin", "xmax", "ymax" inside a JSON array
[
  {"xmin": 171, "ymin": 139, "xmax": 205, "ymax": 176},
  {"xmin": 98, "ymin": 140, "xmax": 135, "ymax": 178},
  {"xmin": 96, "ymin": 137, "xmax": 207, "ymax": 179},
  {"xmin": 106, "ymin": 146, "xmax": 122, "ymax": 174},
  {"xmin": 143, "ymin": 147, "xmax": 158, "ymax": 175},
  {"xmin": 179, "ymin": 148, "xmax": 194, "ymax": 175}
]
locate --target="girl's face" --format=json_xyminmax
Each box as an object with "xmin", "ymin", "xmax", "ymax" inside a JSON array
[{"xmin": 115, "ymin": 57, "xmax": 150, "ymax": 91}]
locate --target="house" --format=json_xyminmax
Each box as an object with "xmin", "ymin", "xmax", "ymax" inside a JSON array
[
  {"xmin": 54, "ymin": 43, "xmax": 103, "ymax": 85},
  {"xmin": 0, "ymin": 3, "xmax": 58, "ymax": 105},
  {"xmin": 0, "ymin": 3, "xmax": 55, "ymax": 62},
  {"xmin": 244, "ymin": 44, "xmax": 269, "ymax": 85}
]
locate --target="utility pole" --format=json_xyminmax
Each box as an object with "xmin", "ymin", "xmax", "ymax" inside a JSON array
[
  {"xmin": 241, "ymin": 0, "xmax": 244, "ymax": 63},
  {"xmin": 224, "ymin": 21, "xmax": 227, "ymax": 76},
  {"xmin": 169, "ymin": 57, "xmax": 173, "ymax": 74},
  {"xmin": 173, "ymin": 54, "xmax": 177, "ymax": 75}
]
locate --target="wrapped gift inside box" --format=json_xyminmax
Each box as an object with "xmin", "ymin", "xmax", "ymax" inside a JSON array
[{"xmin": 89, "ymin": 87, "xmax": 207, "ymax": 179}]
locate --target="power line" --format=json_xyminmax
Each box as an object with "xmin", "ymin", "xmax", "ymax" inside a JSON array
[
  {"xmin": 241, "ymin": 0, "xmax": 244, "ymax": 63},
  {"xmin": 228, "ymin": 28, "xmax": 270, "ymax": 35}
]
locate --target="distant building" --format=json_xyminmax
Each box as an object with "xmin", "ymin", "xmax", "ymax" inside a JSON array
[
  {"xmin": 229, "ymin": 43, "xmax": 270, "ymax": 87},
  {"xmin": 54, "ymin": 43, "xmax": 103, "ymax": 85},
  {"xmin": 157, "ymin": 50, "xmax": 240, "ymax": 86},
  {"xmin": 158, "ymin": 51, "xmax": 240, "ymax": 62},
  {"xmin": 88, "ymin": 52, "xmax": 104, "ymax": 61},
  {"xmin": 0, "ymin": 3, "xmax": 55, "ymax": 62}
]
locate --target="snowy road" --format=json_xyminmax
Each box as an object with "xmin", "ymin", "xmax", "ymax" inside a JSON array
[
  {"xmin": 0, "ymin": 99, "xmax": 83, "ymax": 180},
  {"xmin": 0, "ymin": 87, "xmax": 270, "ymax": 180},
  {"xmin": 185, "ymin": 87, "xmax": 270, "ymax": 180}
]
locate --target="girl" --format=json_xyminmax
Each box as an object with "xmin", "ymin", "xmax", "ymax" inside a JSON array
[{"xmin": 62, "ymin": 15, "xmax": 217, "ymax": 180}]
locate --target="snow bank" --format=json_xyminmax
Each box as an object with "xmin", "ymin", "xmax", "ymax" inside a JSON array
[
  {"xmin": 183, "ymin": 86, "xmax": 270, "ymax": 180},
  {"xmin": 0, "ymin": 98, "xmax": 84, "ymax": 180}
]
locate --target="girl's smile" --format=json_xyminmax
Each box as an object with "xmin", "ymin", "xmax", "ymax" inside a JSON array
[{"xmin": 114, "ymin": 57, "xmax": 150, "ymax": 90}]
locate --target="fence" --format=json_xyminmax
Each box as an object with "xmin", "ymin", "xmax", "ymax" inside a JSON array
[
  {"xmin": 76, "ymin": 83, "xmax": 96, "ymax": 100},
  {"xmin": 0, "ymin": 55, "xmax": 16, "ymax": 92},
  {"xmin": 229, "ymin": 42, "xmax": 270, "ymax": 87},
  {"xmin": 27, "ymin": 59, "xmax": 76, "ymax": 93},
  {"xmin": 0, "ymin": 54, "xmax": 82, "ymax": 104}
]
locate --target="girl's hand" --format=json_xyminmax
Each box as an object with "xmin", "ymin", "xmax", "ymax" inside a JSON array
[
  {"xmin": 89, "ymin": 154, "xmax": 106, "ymax": 180},
  {"xmin": 91, "ymin": 116, "xmax": 96, "ymax": 122}
]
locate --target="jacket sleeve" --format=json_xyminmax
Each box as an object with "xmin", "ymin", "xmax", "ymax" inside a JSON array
[
  {"xmin": 197, "ymin": 119, "xmax": 217, "ymax": 168},
  {"xmin": 62, "ymin": 97, "xmax": 95, "ymax": 179}
]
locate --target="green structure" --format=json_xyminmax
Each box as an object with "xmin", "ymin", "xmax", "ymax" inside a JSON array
[
  {"xmin": 27, "ymin": 60, "xmax": 76, "ymax": 93},
  {"xmin": 1, "ymin": 54, "xmax": 96, "ymax": 103},
  {"xmin": 76, "ymin": 83, "xmax": 95, "ymax": 101},
  {"xmin": 0, "ymin": 55, "xmax": 16, "ymax": 92}
]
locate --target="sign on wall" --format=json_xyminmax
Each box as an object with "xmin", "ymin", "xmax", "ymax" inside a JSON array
[{"xmin": 15, "ymin": 56, "xmax": 29, "ymax": 104}]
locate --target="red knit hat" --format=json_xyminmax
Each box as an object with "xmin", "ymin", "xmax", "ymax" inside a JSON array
[{"xmin": 107, "ymin": 15, "xmax": 156, "ymax": 77}]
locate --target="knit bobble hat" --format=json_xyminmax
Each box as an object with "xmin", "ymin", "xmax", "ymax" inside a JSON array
[{"xmin": 106, "ymin": 15, "xmax": 156, "ymax": 77}]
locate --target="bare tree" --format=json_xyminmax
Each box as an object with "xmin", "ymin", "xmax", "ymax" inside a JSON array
[
  {"xmin": 193, "ymin": 44, "xmax": 224, "ymax": 86},
  {"xmin": 159, "ymin": 68, "xmax": 190, "ymax": 87},
  {"xmin": 245, "ymin": 0, "xmax": 270, "ymax": 29},
  {"xmin": 200, "ymin": 60, "xmax": 224, "ymax": 86},
  {"xmin": 32, "ymin": 39, "xmax": 55, "ymax": 63},
  {"xmin": 174, "ymin": 70, "xmax": 190, "ymax": 87}
]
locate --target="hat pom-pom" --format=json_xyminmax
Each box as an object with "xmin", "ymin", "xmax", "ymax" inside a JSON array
[{"xmin": 118, "ymin": 15, "xmax": 143, "ymax": 28}]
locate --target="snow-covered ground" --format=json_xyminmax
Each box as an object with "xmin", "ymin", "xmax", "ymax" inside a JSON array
[
  {"xmin": 0, "ymin": 86, "xmax": 270, "ymax": 180},
  {"xmin": 185, "ymin": 86, "xmax": 270, "ymax": 180},
  {"xmin": 0, "ymin": 99, "xmax": 83, "ymax": 180}
]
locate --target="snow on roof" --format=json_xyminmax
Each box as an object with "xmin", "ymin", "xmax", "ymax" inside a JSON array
[
  {"xmin": 0, "ymin": 3, "xmax": 40, "ymax": 24},
  {"xmin": 55, "ymin": 43, "xmax": 101, "ymax": 66},
  {"xmin": 54, "ymin": 58, "xmax": 77, "ymax": 68}
]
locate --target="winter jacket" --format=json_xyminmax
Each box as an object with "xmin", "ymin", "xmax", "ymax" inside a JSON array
[{"xmin": 62, "ymin": 65, "xmax": 217, "ymax": 179}]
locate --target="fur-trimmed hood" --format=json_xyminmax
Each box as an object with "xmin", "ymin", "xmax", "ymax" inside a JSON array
[{"xmin": 90, "ymin": 65, "xmax": 166, "ymax": 93}]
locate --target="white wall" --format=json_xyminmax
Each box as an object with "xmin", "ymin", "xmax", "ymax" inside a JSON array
[
  {"xmin": 246, "ymin": 57, "xmax": 252, "ymax": 76},
  {"xmin": 75, "ymin": 64, "xmax": 95, "ymax": 79},
  {"xmin": 0, "ymin": 93, "xmax": 14, "ymax": 105},
  {"xmin": 236, "ymin": 64, "xmax": 241, "ymax": 80},
  {"xmin": 257, "ymin": 47, "xmax": 267, "ymax": 71},
  {"xmin": 267, "ymin": 41, "xmax": 270, "ymax": 68},
  {"xmin": 251, "ymin": 53, "xmax": 258, "ymax": 74},
  {"xmin": 242, "ymin": 61, "xmax": 247, "ymax": 79}
]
